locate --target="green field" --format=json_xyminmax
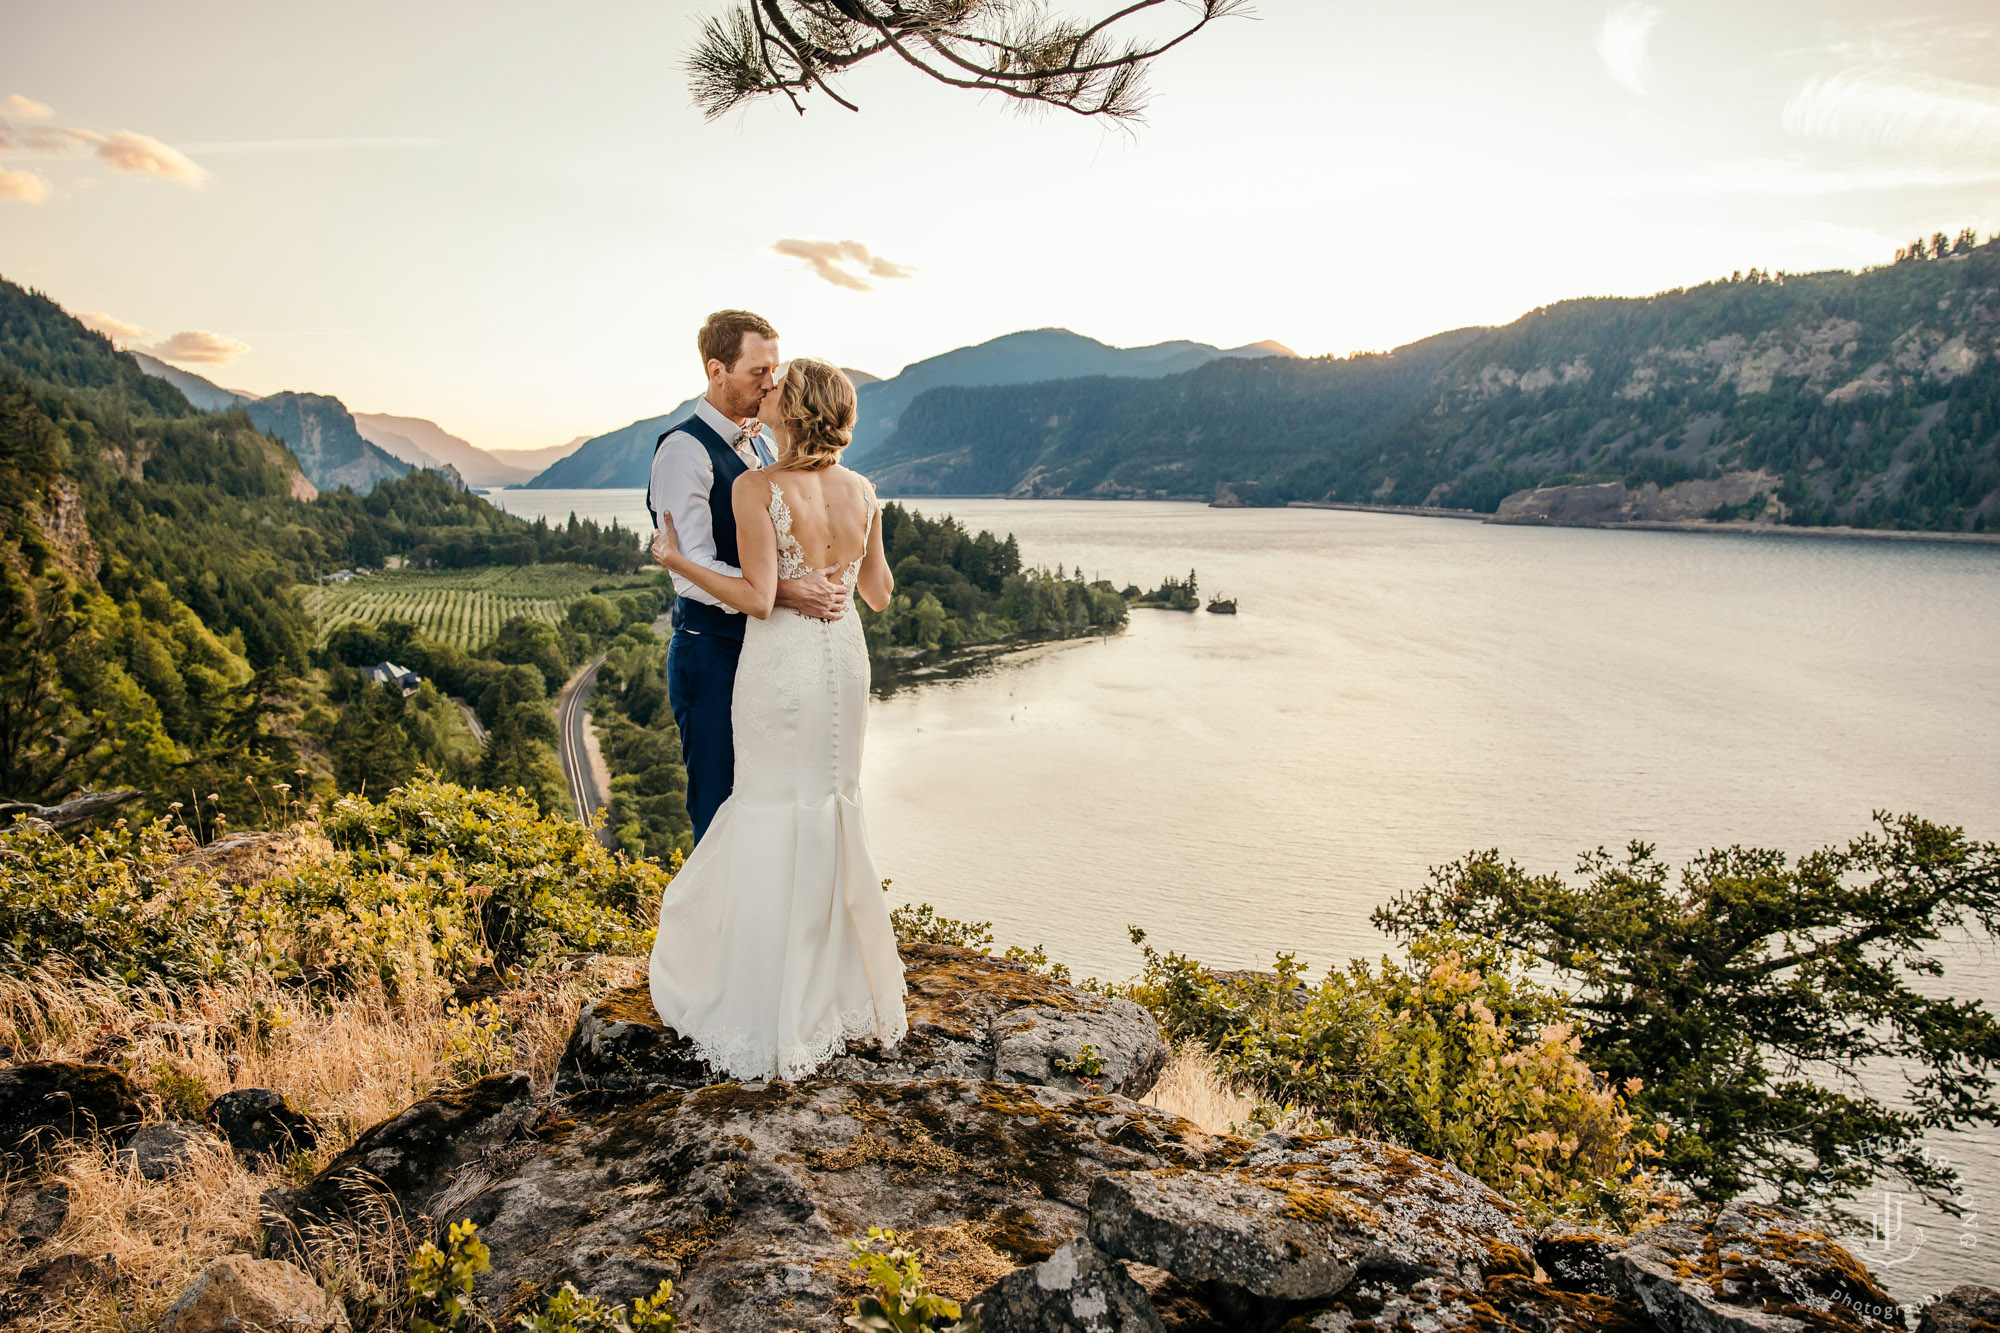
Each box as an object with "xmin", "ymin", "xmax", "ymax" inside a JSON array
[{"xmin": 303, "ymin": 564, "xmax": 663, "ymax": 649}]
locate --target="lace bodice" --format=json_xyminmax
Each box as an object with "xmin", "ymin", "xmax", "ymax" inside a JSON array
[{"xmin": 769, "ymin": 480, "xmax": 875, "ymax": 589}]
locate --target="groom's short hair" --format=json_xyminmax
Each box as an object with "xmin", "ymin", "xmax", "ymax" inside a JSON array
[{"xmin": 699, "ymin": 310, "xmax": 779, "ymax": 370}]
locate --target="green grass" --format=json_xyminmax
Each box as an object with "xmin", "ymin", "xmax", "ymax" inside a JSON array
[{"xmin": 303, "ymin": 564, "xmax": 663, "ymax": 649}]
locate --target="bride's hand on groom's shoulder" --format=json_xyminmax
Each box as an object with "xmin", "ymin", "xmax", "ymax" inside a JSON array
[{"xmin": 651, "ymin": 518, "xmax": 680, "ymax": 568}]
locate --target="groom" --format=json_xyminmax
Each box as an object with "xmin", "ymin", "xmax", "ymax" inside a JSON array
[{"xmin": 649, "ymin": 309, "xmax": 850, "ymax": 844}]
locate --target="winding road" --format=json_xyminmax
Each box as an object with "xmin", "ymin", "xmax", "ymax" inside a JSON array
[{"xmin": 555, "ymin": 654, "xmax": 618, "ymax": 847}]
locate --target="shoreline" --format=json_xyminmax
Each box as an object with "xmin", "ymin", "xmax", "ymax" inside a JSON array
[{"xmin": 880, "ymin": 493, "xmax": 2000, "ymax": 549}]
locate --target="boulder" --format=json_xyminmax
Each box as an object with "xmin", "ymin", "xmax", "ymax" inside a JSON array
[
  {"xmin": 1087, "ymin": 1135, "xmax": 1534, "ymax": 1302},
  {"xmin": 1535, "ymin": 1226, "xmax": 1626, "ymax": 1296},
  {"xmin": 383, "ymin": 1079, "xmax": 1234, "ymax": 1332},
  {"xmin": 0, "ymin": 1183, "xmax": 70, "ymax": 1245},
  {"xmin": 1613, "ymin": 1205, "xmax": 1905, "ymax": 1333},
  {"xmin": 558, "ymin": 944, "xmax": 1167, "ymax": 1099},
  {"xmin": 1086, "ymin": 1165, "xmax": 1368, "ymax": 1302},
  {"xmin": 207, "ymin": 1088, "xmax": 320, "ymax": 1160},
  {"xmin": 1275, "ymin": 1272, "xmax": 1644, "ymax": 1333},
  {"xmin": 273, "ymin": 1072, "xmax": 535, "ymax": 1247},
  {"xmin": 0, "ymin": 1061, "xmax": 143, "ymax": 1161},
  {"xmin": 118, "ymin": 1120, "xmax": 223, "ymax": 1180},
  {"xmin": 1918, "ymin": 1287, "xmax": 2000, "ymax": 1333},
  {"xmin": 974, "ymin": 1239, "xmax": 1166, "ymax": 1333},
  {"xmin": 157, "ymin": 1254, "xmax": 349, "ymax": 1333}
]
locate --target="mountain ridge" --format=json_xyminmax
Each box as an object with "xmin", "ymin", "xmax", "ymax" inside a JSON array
[
  {"xmin": 524, "ymin": 331, "xmax": 1292, "ymax": 490},
  {"xmin": 866, "ymin": 245, "xmax": 2000, "ymax": 533},
  {"xmin": 353, "ymin": 411, "xmax": 537, "ymax": 488}
]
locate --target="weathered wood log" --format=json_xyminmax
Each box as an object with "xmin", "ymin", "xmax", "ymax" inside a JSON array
[{"xmin": 0, "ymin": 789, "xmax": 140, "ymax": 828}]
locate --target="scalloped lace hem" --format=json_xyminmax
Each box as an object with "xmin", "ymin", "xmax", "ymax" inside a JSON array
[{"xmin": 683, "ymin": 1003, "xmax": 910, "ymax": 1083}]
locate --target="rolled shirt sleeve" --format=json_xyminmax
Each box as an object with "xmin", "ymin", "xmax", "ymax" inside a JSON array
[{"xmin": 649, "ymin": 431, "xmax": 743, "ymax": 610}]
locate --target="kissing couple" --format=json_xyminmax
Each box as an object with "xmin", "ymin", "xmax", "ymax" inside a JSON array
[{"xmin": 641, "ymin": 308, "xmax": 908, "ymax": 1083}]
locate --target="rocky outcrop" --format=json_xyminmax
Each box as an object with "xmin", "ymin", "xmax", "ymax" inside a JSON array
[
  {"xmin": 559, "ymin": 944, "xmax": 1167, "ymax": 1099},
  {"xmin": 1083, "ymin": 1134, "xmax": 1536, "ymax": 1302},
  {"xmin": 0, "ymin": 1062, "xmax": 143, "ymax": 1162},
  {"xmin": 269, "ymin": 1072, "xmax": 536, "ymax": 1254},
  {"xmin": 269, "ymin": 947, "xmax": 1900, "ymax": 1333},
  {"xmin": 1612, "ymin": 1206, "xmax": 1906, "ymax": 1333},
  {"xmin": 978, "ymin": 1240, "xmax": 1166, "ymax": 1333},
  {"xmin": 158, "ymin": 1255, "xmax": 349, "ymax": 1333},
  {"xmin": 1492, "ymin": 469, "xmax": 1787, "ymax": 527},
  {"xmin": 1917, "ymin": 1286, "xmax": 2000, "ymax": 1333}
]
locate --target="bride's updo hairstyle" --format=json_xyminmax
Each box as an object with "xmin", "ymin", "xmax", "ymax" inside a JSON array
[{"xmin": 775, "ymin": 358, "xmax": 857, "ymax": 472}]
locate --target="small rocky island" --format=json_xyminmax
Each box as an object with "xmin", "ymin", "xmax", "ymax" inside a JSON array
[{"xmin": 155, "ymin": 945, "xmax": 1958, "ymax": 1332}]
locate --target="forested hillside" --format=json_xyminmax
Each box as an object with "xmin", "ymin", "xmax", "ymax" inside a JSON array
[
  {"xmin": 0, "ymin": 276, "xmax": 643, "ymax": 821},
  {"xmin": 870, "ymin": 235, "xmax": 2000, "ymax": 532}
]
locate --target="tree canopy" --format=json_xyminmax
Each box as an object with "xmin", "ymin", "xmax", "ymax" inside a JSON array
[
  {"xmin": 687, "ymin": 0, "xmax": 1248, "ymax": 124},
  {"xmin": 1372, "ymin": 814, "xmax": 2000, "ymax": 1213}
]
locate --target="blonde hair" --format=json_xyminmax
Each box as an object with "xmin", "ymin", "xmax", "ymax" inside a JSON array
[{"xmin": 774, "ymin": 358, "xmax": 857, "ymax": 471}]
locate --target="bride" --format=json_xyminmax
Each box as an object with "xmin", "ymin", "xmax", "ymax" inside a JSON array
[{"xmin": 645, "ymin": 357, "xmax": 908, "ymax": 1082}]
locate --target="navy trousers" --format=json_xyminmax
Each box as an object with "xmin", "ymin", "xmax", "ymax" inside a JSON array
[{"xmin": 667, "ymin": 627, "xmax": 743, "ymax": 845}]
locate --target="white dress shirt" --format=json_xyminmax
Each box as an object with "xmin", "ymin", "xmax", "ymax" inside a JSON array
[{"xmin": 649, "ymin": 396, "xmax": 772, "ymax": 609}]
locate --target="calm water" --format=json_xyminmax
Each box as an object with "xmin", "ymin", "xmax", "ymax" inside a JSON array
[{"xmin": 487, "ymin": 488, "xmax": 2000, "ymax": 1295}]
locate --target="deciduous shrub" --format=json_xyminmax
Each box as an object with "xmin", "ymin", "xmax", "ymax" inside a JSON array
[{"xmin": 1124, "ymin": 927, "xmax": 1667, "ymax": 1225}]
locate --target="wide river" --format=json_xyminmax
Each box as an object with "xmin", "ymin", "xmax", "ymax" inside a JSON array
[{"xmin": 487, "ymin": 487, "xmax": 2000, "ymax": 1295}]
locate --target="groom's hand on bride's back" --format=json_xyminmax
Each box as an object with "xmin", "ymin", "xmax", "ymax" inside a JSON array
[{"xmin": 774, "ymin": 565, "xmax": 850, "ymax": 621}]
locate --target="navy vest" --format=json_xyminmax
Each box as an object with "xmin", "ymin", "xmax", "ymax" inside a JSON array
[{"xmin": 651, "ymin": 413, "xmax": 752, "ymax": 640}]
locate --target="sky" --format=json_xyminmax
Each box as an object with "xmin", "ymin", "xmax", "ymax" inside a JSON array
[{"xmin": 3, "ymin": 0, "xmax": 1998, "ymax": 452}]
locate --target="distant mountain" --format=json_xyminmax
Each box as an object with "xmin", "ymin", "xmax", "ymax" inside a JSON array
[
  {"xmin": 524, "ymin": 333, "xmax": 1291, "ymax": 489},
  {"xmin": 845, "ymin": 330, "xmax": 1292, "ymax": 461},
  {"xmin": 246, "ymin": 393, "xmax": 412, "ymax": 493},
  {"xmin": 487, "ymin": 438, "xmax": 592, "ymax": 476},
  {"xmin": 132, "ymin": 352, "xmax": 257, "ymax": 412},
  {"xmin": 524, "ymin": 396, "xmax": 703, "ymax": 490},
  {"xmin": 869, "ymin": 243, "xmax": 2000, "ymax": 533},
  {"xmin": 353, "ymin": 412, "xmax": 535, "ymax": 488}
]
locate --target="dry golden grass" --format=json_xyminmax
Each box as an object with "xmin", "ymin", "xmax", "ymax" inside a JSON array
[
  {"xmin": 0, "ymin": 954, "xmax": 642, "ymax": 1332},
  {"xmin": 1144, "ymin": 1043, "xmax": 1262, "ymax": 1135}
]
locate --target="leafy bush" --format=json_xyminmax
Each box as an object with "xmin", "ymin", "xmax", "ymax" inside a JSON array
[
  {"xmin": 0, "ymin": 816, "xmax": 236, "ymax": 986},
  {"xmin": 517, "ymin": 1282, "xmax": 679, "ymax": 1333},
  {"xmin": 887, "ymin": 899, "xmax": 995, "ymax": 951},
  {"xmin": 405, "ymin": 1220, "xmax": 491, "ymax": 1333},
  {"xmin": 1, "ymin": 778, "xmax": 662, "ymax": 997},
  {"xmin": 1374, "ymin": 815, "xmax": 2000, "ymax": 1211},
  {"xmin": 844, "ymin": 1229, "xmax": 977, "ymax": 1333},
  {"xmin": 320, "ymin": 777, "xmax": 661, "ymax": 974},
  {"xmin": 1124, "ymin": 926, "xmax": 1665, "ymax": 1224}
]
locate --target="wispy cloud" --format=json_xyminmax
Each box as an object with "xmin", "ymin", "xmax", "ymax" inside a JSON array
[
  {"xmin": 0, "ymin": 166, "xmax": 49, "ymax": 203},
  {"xmin": 68, "ymin": 129, "xmax": 207, "ymax": 184},
  {"xmin": 77, "ymin": 313, "xmax": 250, "ymax": 367},
  {"xmin": 78, "ymin": 312, "xmax": 151, "ymax": 342},
  {"xmin": 147, "ymin": 331, "xmax": 249, "ymax": 366},
  {"xmin": 0, "ymin": 97, "xmax": 209, "ymax": 197},
  {"xmin": 1783, "ymin": 66, "xmax": 2000, "ymax": 156},
  {"xmin": 771, "ymin": 239, "xmax": 917, "ymax": 291},
  {"xmin": 1596, "ymin": 3, "xmax": 1663, "ymax": 96}
]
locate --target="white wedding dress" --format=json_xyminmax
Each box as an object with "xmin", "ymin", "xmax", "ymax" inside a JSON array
[{"xmin": 647, "ymin": 481, "xmax": 909, "ymax": 1082}]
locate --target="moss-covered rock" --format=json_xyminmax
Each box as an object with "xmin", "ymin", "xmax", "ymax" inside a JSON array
[
  {"xmin": 1613, "ymin": 1206, "xmax": 1905, "ymax": 1333},
  {"xmin": 0, "ymin": 1061, "xmax": 142, "ymax": 1162},
  {"xmin": 557, "ymin": 943, "xmax": 1168, "ymax": 1098},
  {"xmin": 445, "ymin": 1079, "xmax": 1234, "ymax": 1331}
]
